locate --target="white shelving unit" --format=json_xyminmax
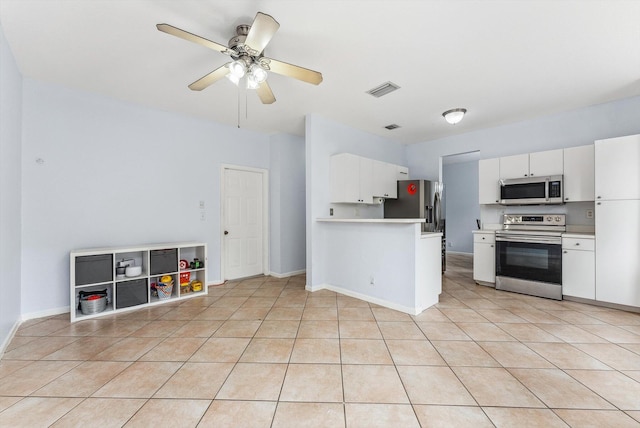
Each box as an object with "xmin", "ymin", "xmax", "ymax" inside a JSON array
[{"xmin": 70, "ymin": 242, "xmax": 207, "ymax": 322}]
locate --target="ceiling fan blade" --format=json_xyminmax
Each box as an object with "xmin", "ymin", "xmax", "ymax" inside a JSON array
[
  {"xmin": 264, "ymin": 58, "xmax": 323, "ymax": 85},
  {"xmin": 256, "ymin": 81, "xmax": 276, "ymax": 104},
  {"xmin": 188, "ymin": 64, "xmax": 230, "ymax": 91},
  {"xmin": 157, "ymin": 23, "xmax": 231, "ymax": 54},
  {"xmin": 244, "ymin": 12, "xmax": 280, "ymax": 56}
]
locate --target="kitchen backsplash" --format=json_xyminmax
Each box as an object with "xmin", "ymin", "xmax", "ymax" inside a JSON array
[{"xmin": 480, "ymin": 201, "xmax": 595, "ymax": 229}]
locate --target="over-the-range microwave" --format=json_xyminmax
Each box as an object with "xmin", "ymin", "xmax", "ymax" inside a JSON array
[{"xmin": 499, "ymin": 175, "xmax": 563, "ymax": 205}]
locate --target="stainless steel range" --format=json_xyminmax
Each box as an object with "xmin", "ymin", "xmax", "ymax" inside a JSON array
[{"xmin": 495, "ymin": 214, "xmax": 565, "ymax": 300}]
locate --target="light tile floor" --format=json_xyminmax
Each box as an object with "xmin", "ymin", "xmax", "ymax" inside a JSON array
[{"xmin": 2, "ymin": 254, "xmax": 640, "ymax": 427}]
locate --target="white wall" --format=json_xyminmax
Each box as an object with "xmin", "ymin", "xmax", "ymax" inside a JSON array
[
  {"xmin": 443, "ymin": 160, "xmax": 480, "ymax": 253},
  {"xmin": 0, "ymin": 23, "xmax": 23, "ymax": 349},
  {"xmin": 305, "ymin": 114, "xmax": 406, "ymax": 287},
  {"xmin": 269, "ymin": 133, "xmax": 306, "ymax": 276},
  {"xmin": 407, "ymin": 96, "xmax": 640, "ymax": 180},
  {"xmin": 20, "ymin": 79, "xmax": 273, "ymax": 316}
]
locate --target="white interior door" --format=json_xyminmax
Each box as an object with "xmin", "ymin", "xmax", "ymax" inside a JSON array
[{"xmin": 223, "ymin": 168, "xmax": 264, "ymax": 280}]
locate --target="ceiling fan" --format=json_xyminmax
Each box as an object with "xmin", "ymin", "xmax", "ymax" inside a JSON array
[{"xmin": 157, "ymin": 12, "xmax": 323, "ymax": 104}]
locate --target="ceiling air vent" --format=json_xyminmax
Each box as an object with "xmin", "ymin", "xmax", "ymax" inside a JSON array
[
  {"xmin": 367, "ymin": 81, "xmax": 400, "ymax": 98},
  {"xmin": 384, "ymin": 124, "xmax": 401, "ymax": 130}
]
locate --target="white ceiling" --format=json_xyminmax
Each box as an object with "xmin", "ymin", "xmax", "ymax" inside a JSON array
[{"xmin": 1, "ymin": 0, "xmax": 639, "ymax": 144}]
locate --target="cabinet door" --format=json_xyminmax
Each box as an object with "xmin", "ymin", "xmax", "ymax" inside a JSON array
[
  {"xmin": 473, "ymin": 240, "xmax": 495, "ymax": 284},
  {"xmin": 595, "ymin": 199, "xmax": 640, "ymax": 306},
  {"xmin": 563, "ymin": 145, "xmax": 594, "ymax": 202},
  {"xmin": 499, "ymin": 154, "xmax": 529, "ymax": 179},
  {"xmin": 358, "ymin": 156, "xmax": 374, "ymax": 203},
  {"xmin": 562, "ymin": 249, "xmax": 595, "ymax": 299},
  {"xmin": 595, "ymin": 134, "xmax": 640, "ymax": 200},
  {"xmin": 396, "ymin": 165, "xmax": 409, "ymax": 180},
  {"xmin": 529, "ymin": 149, "xmax": 563, "ymax": 177},
  {"xmin": 330, "ymin": 154, "xmax": 360, "ymax": 203},
  {"xmin": 478, "ymin": 158, "xmax": 500, "ymax": 204},
  {"xmin": 372, "ymin": 160, "xmax": 398, "ymax": 198}
]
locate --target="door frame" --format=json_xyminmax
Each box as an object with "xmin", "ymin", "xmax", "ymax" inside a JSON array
[{"xmin": 220, "ymin": 164, "xmax": 270, "ymax": 281}]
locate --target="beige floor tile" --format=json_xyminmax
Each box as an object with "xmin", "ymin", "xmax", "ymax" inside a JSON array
[
  {"xmin": 50, "ymin": 318, "xmax": 113, "ymax": 336},
  {"xmin": 456, "ymin": 322, "xmax": 516, "ymax": 341},
  {"xmin": 251, "ymin": 288, "xmax": 283, "ymax": 298},
  {"xmin": 475, "ymin": 309, "xmax": 527, "ymax": 323},
  {"xmin": 229, "ymin": 307, "xmax": 271, "ymax": 320},
  {"xmin": 91, "ymin": 337, "xmax": 163, "ymax": 361},
  {"xmin": 411, "ymin": 308, "xmax": 449, "ymax": 322},
  {"xmin": 509, "ymin": 368, "xmax": 615, "ymax": 409},
  {"xmin": 272, "ymin": 402, "xmax": 344, "ymax": 428},
  {"xmin": 3, "ymin": 336, "xmax": 39, "ymax": 352},
  {"xmin": 305, "ymin": 297, "xmax": 337, "ymax": 307},
  {"xmin": 264, "ymin": 307, "xmax": 304, "ymax": 320},
  {"xmin": 343, "ymin": 365, "xmax": 409, "ymax": 403},
  {"xmin": 440, "ymin": 308, "xmax": 488, "ymax": 323},
  {"xmin": 338, "ymin": 307, "xmax": 375, "ymax": 321},
  {"xmin": 413, "ymin": 405, "xmax": 494, "ymax": 428},
  {"xmin": 0, "ymin": 397, "xmax": 21, "ymax": 413},
  {"xmin": 416, "ymin": 322, "xmax": 471, "ymax": 341},
  {"xmin": 536, "ymin": 324, "xmax": 609, "ymax": 343},
  {"xmin": 216, "ymin": 362, "xmax": 287, "ymax": 400},
  {"xmin": 341, "ymin": 339, "xmax": 393, "ymax": 364},
  {"xmin": 129, "ymin": 320, "xmax": 187, "ymax": 337},
  {"xmin": 554, "ymin": 409, "xmax": 640, "ymax": 428},
  {"xmin": 280, "ymin": 364, "xmax": 343, "ymax": 402},
  {"xmin": 210, "ymin": 297, "xmax": 249, "ymax": 309},
  {"xmin": 338, "ymin": 321, "xmax": 382, "ymax": 339},
  {"xmin": 0, "ymin": 397, "xmax": 82, "ymax": 427},
  {"xmin": 92, "ymin": 361, "xmax": 181, "ymax": 398},
  {"xmin": 588, "ymin": 310, "xmax": 640, "ymax": 326},
  {"xmin": 544, "ymin": 310, "xmax": 606, "ymax": 325},
  {"xmin": 124, "ymin": 398, "xmax": 210, "ymax": 427},
  {"xmin": 0, "ymin": 360, "xmax": 32, "ymax": 379},
  {"xmin": 621, "ymin": 325, "xmax": 640, "ymax": 336},
  {"xmin": 273, "ymin": 297, "xmax": 307, "ymax": 308},
  {"xmin": 154, "ymin": 362, "xmax": 234, "ymax": 399},
  {"xmin": 627, "ymin": 411, "xmax": 640, "ymax": 424},
  {"xmin": 337, "ymin": 296, "xmax": 371, "ymax": 308},
  {"xmin": 435, "ymin": 295, "xmax": 467, "ymax": 309},
  {"xmin": 431, "ymin": 341, "xmax": 499, "ymax": 367},
  {"xmin": 42, "ymin": 337, "xmax": 123, "ymax": 360},
  {"xmin": 240, "ymin": 297, "xmax": 277, "ymax": 308},
  {"xmin": 159, "ymin": 306, "xmax": 208, "ymax": 321},
  {"xmin": 2, "ymin": 336, "xmax": 79, "ymax": 360},
  {"xmin": 460, "ymin": 298, "xmax": 502, "ymax": 310},
  {"xmin": 574, "ymin": 343, "xmax": 640, "ymax": 370},
  {"xmin": 377, "ymin": 322, "xmax": 426, "ymax": 340},
  {"xmin": 301, "ymin": 306, "xmax": 338, "ymax": 320},
  {"xmin": 16, "ymin": 319, "xmax": 71, "ymax": 337},
  {"xmin": 254, "ymin": 320, "xmax": 301, "ymax": 338},
  {"xmin": 386, "ymin": 340, "xmax": 446, "ymax": 366},
  {"xmin": 0, "ymin": 360, "xmax": 80, "ymax": 396},
  {"xmin": 193, "ymin": 307, "xmax": 236, "ymax": 320},
  {"xmin": 213, "ymin": 320, "xmax": 262, "ymax": 337},
  {"xmin": 198, "ymin": 400, "xmax": 277, "ymax": 427},
  {"xmin": 296, "ymin": 320, "xmax": 338, "ymax": 338},
  {"xmin": 50, "ymin": 397, "xmax": 146, "ymax": 428},
  {"xmin": 188, "ymin": 337, "xmax": 250, "ymax": 362},
  {"xmin": 170, "ymin": 320, "xmax": 223, "ymax": 337},
  {"xmin": 397, "ymin": 366, "xmax": 475, "ymax": 405},
  {"xmin": 624, "ymin": 370, "xmax": 640, "ymax": 382},
  {"xmin": 525, "ymin": 342, "xmax": 612, "ymax": 369},
  {"xmin": 453, "ymin": 367, "xmax": 544, "ymax": 407},
  {"xmin": 239, "ymin": 338, "xmax": 294, "ymax": 363},
  {"xmin": 371, "ymin": 307, "xmax": 413, "ymax": 321},
  {"xmin": 577, "ymin": 324, "xmax": 640, "ymax": 343},
  {"xmin": 345, "ymin": 403, "xmax": 419, "ymax": 428},
  {"xmin": 139, "ymin": 337, "xmax": 206, "ymax": 361},
  {"xmin": 479, "ymin": 342, "xmax": 554, "ymax": 368},
  {"xmin": 35, "ymin": 361, "xmax": 131, "ymax": 397},
  {"xmin": 510, "ymin": 308, "xmax": 565, "ymax": 324},
  {"xmin": 483, "ymin": 407, "xmax": 569, "ymax": 428},
  {"xmin": 289, "ymin": 338, "xmax": 341, "ymax": 363},
  {"xmin": 495, "ymin": 323, "xmax": 563, "ymax": 342},
  {"xmin": 567, "ymin": 370, "xmax": 640, "ymax": 410}
]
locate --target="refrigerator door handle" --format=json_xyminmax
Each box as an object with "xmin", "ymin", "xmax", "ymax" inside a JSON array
[
  {"xmin": 426, "ymin": 206, "xmax": 433, "ymax": 224},
  {"xmin": 434, "ymin": 192, "xmax": 442, "ymax": 231}
]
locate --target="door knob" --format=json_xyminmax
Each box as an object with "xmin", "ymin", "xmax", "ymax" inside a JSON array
[{"xmin": 224, "ymin": 231, "xmax": 229, "ymax": 235}]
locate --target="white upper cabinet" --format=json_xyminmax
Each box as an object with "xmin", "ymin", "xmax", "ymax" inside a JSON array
[
  {"xmin": 330, "ymin": 153, "xmax": 362, "ymax": 203},
  {"xmin": 595, "ymin": 134, "xmax": 640, "ymax": 200},
  {"xmin": 372, "ymin": 160, "xmax": 398, "ymax": 199},
  {"xmin": 478, "ymin": 158, "xmax": 500, "ymax": 204},
  {"xmin": 396, "ymin": 165, "xmax": 409, "ymax": 180},
  {"xmin": 563, "ymin": 145, "xmax": 594, "ymax": 202},
  {"xmin": 499, "ymin": 149, "xmax": 563, "ymax": 179}
]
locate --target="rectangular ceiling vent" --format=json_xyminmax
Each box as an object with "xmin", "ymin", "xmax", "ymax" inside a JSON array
[
  {"xmin": 384, "ymin": 124, "xmax": 401, "ymax": 130},
  {"xmin": 367, "ymin": 81, "xmax": 401, "ymax": 98}
]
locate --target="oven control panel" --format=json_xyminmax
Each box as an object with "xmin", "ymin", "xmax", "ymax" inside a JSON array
[{"xmin": 503, "ymin": 214, "xmax": 565, "ymax": 226}]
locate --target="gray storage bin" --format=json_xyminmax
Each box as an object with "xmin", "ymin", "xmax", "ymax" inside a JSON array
[
  {"xmin": 150, "ymin": 249, "xmax": 178, "ymax": 275},
  {"xmin": 116, "ymin": 279, "xmax": 148, "ymax": 309},
  {"xmin": 75, "ymin": 254, "xmax": 113, "ymax": 285}
]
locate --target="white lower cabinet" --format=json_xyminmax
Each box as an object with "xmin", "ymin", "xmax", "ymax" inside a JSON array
[
  {"xmin": 473, "ymin": 231, "xmax": 495, "ymax": 285},
  {"xmin": 562, "ymin": 236, "xmax": 595, "ymax": 299}
]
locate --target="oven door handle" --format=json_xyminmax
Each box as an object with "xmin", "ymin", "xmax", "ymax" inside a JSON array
[{"xmin": 496, "ymin": 235, "xmax": 561, "ymax": 245}]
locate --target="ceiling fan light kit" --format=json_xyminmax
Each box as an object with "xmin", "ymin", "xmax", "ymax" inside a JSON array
[
  {"xmin": 442, "ymin": 108, "xmax": 467, "ymax": 125},
  {"xmin": 157, "ymin": 12, "xmax": 323, "ymax": 105}
]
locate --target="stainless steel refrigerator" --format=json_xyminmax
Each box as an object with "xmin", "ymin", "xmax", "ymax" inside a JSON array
[{"xmin": 384, "ymin": 180, "xmax": 446, "ymax": 271}]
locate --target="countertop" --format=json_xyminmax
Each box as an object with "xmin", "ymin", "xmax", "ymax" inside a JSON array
[
  {"xmin": 317, "ymin": 218, "xmax": 426, "ymax": 223},
  {"xmin": 561, "ymin": 232, "xmax": 595, "ymax": 239}
]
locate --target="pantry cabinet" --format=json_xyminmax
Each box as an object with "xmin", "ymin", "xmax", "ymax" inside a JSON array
[
  {"xmin": 473, "ymin": 231, "xmax": 495, "ymax": 285},
  {"xmin": 595, "ymin": 134, "xmax": 640, "ymax": 200},
  {"xmin": 563, "ymin": 145, "xmax": 594, "ymax": 202},
  {"xmin": 70, "ymin": 242, "xmax": 207, "ymax": 322},
  {"xmin": 478, "ymin": 158, "xmax": 500, "ymax": 204},
  {"xmin": 562, "ymin": 235, "xmax": 595, "ymax": 300}
]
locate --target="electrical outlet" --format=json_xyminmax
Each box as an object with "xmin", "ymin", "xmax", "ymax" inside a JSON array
[
  {"xmin": 369, "ymin": 276, "xmax": 375, "ymax": 286},
  {"xmin": 448, "ymin": 241, "xmax": 453, "ymax": 247},
  {"xmin": 199, "ymin": 200, "xmax": 205, "ymax": 209},
  {"xmin": 586, "ymin": 209, "xmax": 594, "ymax": 219}
]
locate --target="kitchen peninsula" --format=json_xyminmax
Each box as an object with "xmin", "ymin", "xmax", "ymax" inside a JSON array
[{"xmin": 312, "ymin": 218, "xmax": 442, "ymax": 315}]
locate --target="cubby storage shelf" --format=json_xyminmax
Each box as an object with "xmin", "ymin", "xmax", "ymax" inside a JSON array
[{"xmin": 70, "ymin": 242, "xmax": 207, "ymax": 322}]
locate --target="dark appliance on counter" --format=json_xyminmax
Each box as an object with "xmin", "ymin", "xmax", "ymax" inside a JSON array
[
  {"xmin": 499, "ymin": 175, "xmax": 563, "ymax": 205},
  {"xmin": 495, "ymin": 214, "xmax": 565, "ymax": 300},
  {"xmin": 384, "ymin": 180, "xmax": 446, "ymax": 272}
]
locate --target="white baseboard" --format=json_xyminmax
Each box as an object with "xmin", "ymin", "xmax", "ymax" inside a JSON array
[
  {"xmin": 21, "ymin": 306, "xmax": 69, "ymax": 322},
  {"xmin": 270, "ymin": 269, "xmax": 306, "ymax": 279},
  {"xmin": 0, "ymin": 319, "xmax": 21, "ymax": 357},
  {"xmin": 305, "ymin": 282, "xmax": 430, "ymax": 316},
  {"xmin": 207, "ymin": 280, "xmax": 225, "ymax": 286},
  {"xmin": 446, "ymin": 251, "xmax": 473, "ymax": 256}
]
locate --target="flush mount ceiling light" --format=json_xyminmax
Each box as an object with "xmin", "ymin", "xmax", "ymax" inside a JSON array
[{"xmin": 442, "ymin": 108, "xmax": 467, "ymax": 125}]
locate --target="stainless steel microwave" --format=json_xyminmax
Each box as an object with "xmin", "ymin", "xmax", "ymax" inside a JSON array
[{"xmin": 499, "ymin": 175, "xmax": 563, "ymax": 205}]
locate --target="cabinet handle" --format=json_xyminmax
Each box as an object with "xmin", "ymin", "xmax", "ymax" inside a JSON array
[
  {"xmin": 524, "ymin": 174, "xmax": 528, "ymax": 177},
  {"xmin": 575, "ymin": 242, "xmax": 580, "ymax": 246},
  {"xmin": 495, "ymin": 200, "xmax": 499, "ymax": 203},
  {"xmin": 530, "ymin": 173, "xmax": 534, "ymax": 176},
  {"xmin": 565, "ymin": 197, "xmax": 569, "ymax": 201},
  {"xmin": 482, "ymin": 237, "xmax": 485, "ymax": 240},
  {"xmin": 490, "ymin": 245, "xmax": 494, "ymax": 248},
  {"xmin": 597, "ymin": 202, "xmax": 601, "ymax": 205},
  {"xmin": 563, "ymin": 251, "xmax": 567, "ymax": 254},
  {"xmin": 597, "ymin": 196, "xmax": 601, "ymax": 199}
]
